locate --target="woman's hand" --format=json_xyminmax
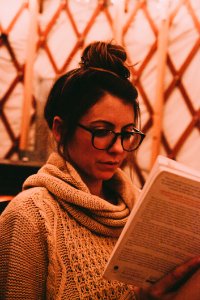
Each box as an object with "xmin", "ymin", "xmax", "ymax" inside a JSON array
[{"xmin": 134, "ymin": 256, "xmax": 200, "ymax": 300}]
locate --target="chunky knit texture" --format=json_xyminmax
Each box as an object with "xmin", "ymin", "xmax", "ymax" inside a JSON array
[{"xmin": 0, "ymin": 152, "xmax": 139, "ymax": 299}]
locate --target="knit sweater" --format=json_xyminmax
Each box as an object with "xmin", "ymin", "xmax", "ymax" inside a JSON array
[{"xmin": 0, "ymin": 152, "xmax": 139, "ymax": 300}]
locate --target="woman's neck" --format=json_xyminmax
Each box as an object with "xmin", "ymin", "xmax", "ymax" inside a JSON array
[
  {"xmin": 86, "ymin": 179, "xmax": 117, "ymax": 205},
  {"xmin": 67, "ymin": 158, "xmax": 103, "ymax": 197},
  {"xmin": 77, "ymin": 170, "xmax": 103, "ymax": 197},
  {"xmin": 88, "ymin": 180, "xmax": 103, "ymax": 198},
  {"xmin": 68, "ymin": 160, "xmax": 116, "ymax": 204}
]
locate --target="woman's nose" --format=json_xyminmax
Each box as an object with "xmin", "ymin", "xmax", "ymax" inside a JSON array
[{"xmin": 108, "ymin": 136, "xmax": 124, "ymax": 154}]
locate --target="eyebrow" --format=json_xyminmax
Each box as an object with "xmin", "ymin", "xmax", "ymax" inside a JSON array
[{"xmin": 89, "ymin": 120, "xmax": 136, "ymax": 129}]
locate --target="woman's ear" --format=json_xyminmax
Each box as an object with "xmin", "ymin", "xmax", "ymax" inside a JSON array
[{"xmin": 52, "ymin": 116, "xmax": 63, "ymax": 142}]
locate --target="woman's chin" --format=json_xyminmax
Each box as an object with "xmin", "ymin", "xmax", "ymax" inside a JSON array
[{"xmin": 97, "ymin": 170, "xmax": 117, "ymax": 181}]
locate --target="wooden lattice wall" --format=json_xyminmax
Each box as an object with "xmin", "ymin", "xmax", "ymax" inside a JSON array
[{"xmin": 0, "ymin": 0, "xmax": 200, "ymax": 187}]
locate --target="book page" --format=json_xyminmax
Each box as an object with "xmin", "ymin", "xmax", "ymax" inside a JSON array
[{"xmin": 104, "ymin": 169, "xmax": 200, "ymax": 287}]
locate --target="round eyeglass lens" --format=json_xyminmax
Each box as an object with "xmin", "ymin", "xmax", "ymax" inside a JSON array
[
  {"xmin": 122, "ymin": 133, "xmax": 141, "ymax": 151},
  {"xmin": 93, "ymin": 130, "xmax": 114, "ymax": 150}
]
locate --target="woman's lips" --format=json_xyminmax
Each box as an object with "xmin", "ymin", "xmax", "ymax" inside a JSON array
[
  {"xmin": 100, "ymin": 161, "xmax": 119, "ymax": 165},
  {"xmin": 98, "ymin": 161, "xmax": 120, "ymax": 169}
]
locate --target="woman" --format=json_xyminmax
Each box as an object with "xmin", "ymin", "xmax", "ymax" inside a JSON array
[{"xmin": 0, "ymin": 41, "xmax": 200, "ymax": 300}]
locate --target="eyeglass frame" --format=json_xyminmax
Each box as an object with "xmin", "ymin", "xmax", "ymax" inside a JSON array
[{"xmin": 77, "ymin": 123, "xmax": 145, "ymax": 152}]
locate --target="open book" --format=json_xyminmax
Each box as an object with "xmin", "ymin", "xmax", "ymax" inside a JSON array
[{"xmin": 103, "ymin": 155, "xmax": 200, "ymax": 287}]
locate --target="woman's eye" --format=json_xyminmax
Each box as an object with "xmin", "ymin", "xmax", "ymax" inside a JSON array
[
  {"xmin": 94, "ymin": 129, "xmax": 111, "ymax": 137},
  {"xmin": 123, "ymin": 132, "xmax": 133, "ymax": 140}
]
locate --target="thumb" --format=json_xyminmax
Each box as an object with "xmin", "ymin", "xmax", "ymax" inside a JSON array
[{"xmin": 149, "ymin": 256, "xmax": 200, "ymax": 297}]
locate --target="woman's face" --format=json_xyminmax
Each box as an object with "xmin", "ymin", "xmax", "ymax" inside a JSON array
[{"xmin": 67, "ymin": 93, "xmax": 135, "ymax": 187}]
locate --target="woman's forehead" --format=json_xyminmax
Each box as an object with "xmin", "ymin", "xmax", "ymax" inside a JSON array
[{"xmin": 80, "ymin": 94, "xmax": 135, "ymax": 124}]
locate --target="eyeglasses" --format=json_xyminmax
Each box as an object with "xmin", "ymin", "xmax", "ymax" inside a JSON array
[{"xmin": 78, "ymin": 123, "xmax": 145, "ymax": 152}]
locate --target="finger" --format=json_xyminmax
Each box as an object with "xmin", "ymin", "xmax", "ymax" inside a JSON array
[
  {"xmin": 174, "ymin": 268, "xmax": 200, "ymax": 300},
  {"xmin": 134, "ymin": 286, "xmax": 155, "ymax": 300},
  {"xmin": 150, "ymin": 256, "xmax": 200, "ymax": 296}
]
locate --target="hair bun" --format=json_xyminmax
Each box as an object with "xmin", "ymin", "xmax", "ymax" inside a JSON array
[{"xmin": 80, "ymin": 41, "xmax": 130, "ymax": 79}]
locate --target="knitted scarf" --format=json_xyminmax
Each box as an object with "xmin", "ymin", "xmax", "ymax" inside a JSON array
[{"xmin": 23, "ymin": 152, "xmax": 138, "ymax": 237}]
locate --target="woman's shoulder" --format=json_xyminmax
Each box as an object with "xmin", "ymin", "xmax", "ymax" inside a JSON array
[{"xmin": 1, "ymin": 186, "xmax": 57, "ymax": 224}]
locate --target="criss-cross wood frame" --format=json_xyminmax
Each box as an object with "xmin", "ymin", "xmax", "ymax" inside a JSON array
[{"xmin": 0, "ymin": 0, "xmax": 199, "ymax": 187}]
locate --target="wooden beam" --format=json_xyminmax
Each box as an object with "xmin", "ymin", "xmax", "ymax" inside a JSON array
[
  {"xmin": 19, "ymin": 0, "xmax": 39, "ymax": 154},
  {"xmin": 150, "ymin": 0, "xmax": 170, "ymax": 167}
]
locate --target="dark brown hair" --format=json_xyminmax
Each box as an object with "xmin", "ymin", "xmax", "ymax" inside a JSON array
[{"xmin": 44, "ymin": 41, "xmax": 139, "ymax": 158}]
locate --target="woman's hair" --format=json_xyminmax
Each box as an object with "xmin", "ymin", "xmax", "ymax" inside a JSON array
[{"xmin": 44, "ymin": 41, "xmax": 140, "ymax": 158}]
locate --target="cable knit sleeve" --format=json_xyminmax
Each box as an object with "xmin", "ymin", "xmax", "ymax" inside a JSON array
[
  {"xmin": 119, "ymin": 288, "xmax": 137, "ymax": 300},
  {"xmin": 0, "ymin": 203, "xmax": 48, "ymax": 299}
]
